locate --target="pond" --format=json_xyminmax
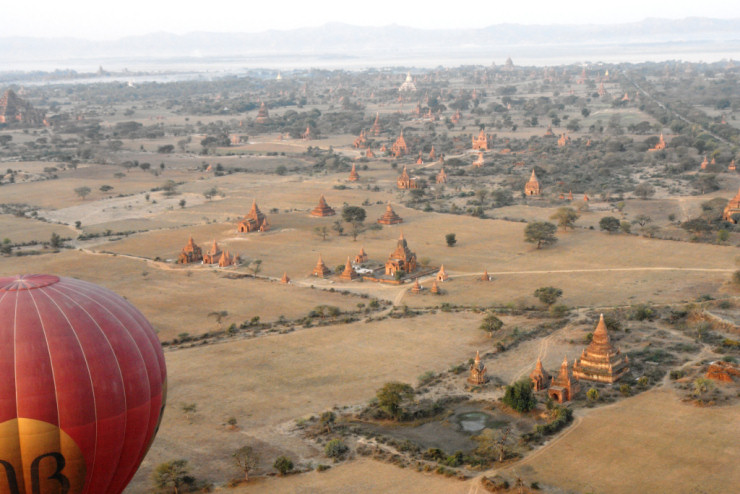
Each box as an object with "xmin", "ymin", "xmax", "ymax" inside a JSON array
[{"xmin": 455, "ymin": 411, "xmax": 509, "ymax": 432}]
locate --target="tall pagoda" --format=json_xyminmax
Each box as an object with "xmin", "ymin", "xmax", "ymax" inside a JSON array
[
  {"xmin": 348, "ymin": 162, "xmax": 360, "ymax": 181},
  {"xmin": 255, "ymin": 102, "xmax": 270, "ymax": 124},
  {"xmin": 572, "ymin": 314, "xmax": 629, "ymax": 383},
  {"xmin": 468, "ymin": 351, "xmax": 488, "ymax": 385},
  {"xmin": 338, "ymin": 257, "xmax": 359, "ymax": 281},
  {"xmin": 525, "ymin": 169, "xmax": 541, "ymax": 196},
  {"xmin": 385, "ymin": 232, "xmax": 417, "ymax": 276}
]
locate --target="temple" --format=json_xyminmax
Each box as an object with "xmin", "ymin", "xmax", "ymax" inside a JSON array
[
  {"xmin": 385, "ymin": 232, "xmax": 417, "ymax": 276},
  {"xmin": 525, "ymin": 169, "xmax": 541, "ymax": 196},
  {"xmin": 238, "ymin": 200, "xmax": 269, "ymax": 232},
  {"xmin": 397, "ymin": 165, "xmax": 418, "ymax": 189},
  {"xmin": 544, "ymin": 125, "xmax": 554, "ymax": 137},
  {"xmin": 572, "ymin": 314, "xmax": 630, "ymax": 383},
  {"xmin": 480, "ymin": 268, "xmax": 490, "ymax": 281},
  {"xmin": 203, "ymin": 240, "xmax": 222, "ymax": 264},
  {"xmin": 281, "ymin": 272, "xmax": 290, "ymax": 284},
  {"xmin": 371, "ymin": 112, "xmax": 381, "ymax": 136},
  {"xmin": 548, "ymin": 357, "xmax": 578, "ymax": 403},
  {"xmin": 218, "ymin": 250, "xmax": 239, "ymax": 267},
  {"xmin": 347, "ymin": 250, "xmax": 365, "ymax": 268},
  {"xmin": 429, "ymin": 146, "xmax": 436, "ymax": 161},
  {"xmin": 177, "ymin": 236, "xmax": 203, "ymax": 264},
  {"xmin": 255, "ymin": 102, "xmax": 270, "ymax": 124},
  {"xmin": 302, "ymin": 126, "xmax": 312, "ymax": 140},
  {"xmin": 311, "ymin": 254, "xmax": 332, "ymax": 277},
  {"xmin": 348, "ymin": 162, "xmax": 360, "ymax": 181},
  {"xmin": 472, "ymin": 130, "xmax": 490, "ymax": 150},
  {"xmin": 311, "ymin": 195, "xmax": 336, "ymax": 217},
  {"xmin": 416, "ymin": 152, "xmax": 424, "ymax": 165},
  {"xmin": 431, "ymin": 281, "xmax": 440, "ymax": 294},
  {"xmin": 0, "ymin": 89, "xmax": 46, "ymax": 126},
  {"xmin": 436, "ymin": 167, "xmax": 448, "ymax": 184},
  {"xmin": 436, "ymin": 265, "xmax": 449, "ymax": 282},
  {"xmin": 353, "ymin": 130, "xmax": 367, "ymax": 148},
  {"xmin": 723, "ymin": 188, "xmax": 740, "ymax": 222},
  {"xmin": 557, "ymin": 133, "xmax": 570, "ymax": 147},
  {"xmin": 391, "ymin": 131, "xmax": 408, "ymax": 157},
  {"xmin": 649, "ymin": 134, "xmax": 666, "ymax": 151},
  {"xmin": 339, "ymin": 257, "xmax": 359, "ymax": 281},
  {"xmin": 468, "ymin": 351, "xmax": 488, "ymax": 385},
  {"xmin": 410, "ymin": 278, "xmax": 422, "ymax": 294},
  {"xmin": 529, "ymin": 357, "xmax": 551, "ymax": 391},
  {"xmin": 399, "ymin": 72, "xmax": 417, "ymax": 92},
  {"xmin": 377, "ymin": 203, "xmax": 403, "ymax": 225}
]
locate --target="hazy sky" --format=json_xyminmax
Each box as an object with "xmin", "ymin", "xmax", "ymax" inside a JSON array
[{"xmin": 6, "ymin": 0, "xmax": 740, "ymax": 39}]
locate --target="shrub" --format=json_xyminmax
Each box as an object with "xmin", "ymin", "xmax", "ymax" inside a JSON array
[
  {"xmin": 324, "ymin": 439, "xmax": 349, "ymax": 460},
  {"xmin": 502, "ymin": 379, "xmax": 536, "ymax": 412},
  {"xmin": 273, "ymin": 456, "xmax": 294, "ymax": 475}
]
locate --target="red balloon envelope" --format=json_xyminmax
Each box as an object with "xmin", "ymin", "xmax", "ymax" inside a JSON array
[{"xmin": 0, "ymin": 274, "xmax": 167, "ymax": 494}]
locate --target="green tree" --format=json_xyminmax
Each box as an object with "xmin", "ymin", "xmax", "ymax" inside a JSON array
[
  {"xmin": 445, "ymin": 233, "xmax": 457, "ymax": 247},
  {"xmin": 502, "ymin": 379, "xmax": 536, "ymax": 413},
  {"xmin": 203, "ymin": 187, "xmax": 220, "ymax": 200},
  {"xmin": 480, "ymin": 313, "xmax": 503, "ymax": 334},
  {"xmin": 524, "ymin": 221, "xmax": 557, "ymax": 249},
  {"xmin": 319, "ymin": 411, "xmax": 336, "ymax": 433},
  {"xmin": 342, "ymin": 205, "xmax": 366, "ymax": 241},
  {"xmin": 152, "ymin": 459, "xmax": 194, "ymax": 493},
  {"xmin": 550, "ymin": 207, "xmax": 579, "ymax": 231},
  {"xmin": 599, "ymin": 216, "xmax": 621, "ymax": 233},
  {"xmin": 376, "ymin": 381, "xmax": 414, "ymax": 420},
  {"xmin": 586, "ymin": 388, "xmax": 600, "ymax": 402},
  {"xmin": 233, "ymin": 446, "xmax": 259, "ymax": 482},
  {"xmin": 273, "ymin": 456, "xmax": 293, "ymax": 476},
  {"xmin": 314, "ymin": 226, "xmax": 329, "ymax": 241},
  {"xmin": 74, "ymin": 186, "xmax": 91, "ymax": 200},
  {"xmin": 534, "ymin": 286, "xmax": 563, "ymax": 306},
  {"xmin": 633, "ymin": 214, "xmax": 652, "ymax": 227},
  {"xmin": 50, "ymin": 232, "xmax": 63, "ymax": 249}
]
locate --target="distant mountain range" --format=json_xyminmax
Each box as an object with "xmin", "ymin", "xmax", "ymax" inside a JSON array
[{"xmin": 2, "ymin": 18, "xmax": 739, "ymax": 69}]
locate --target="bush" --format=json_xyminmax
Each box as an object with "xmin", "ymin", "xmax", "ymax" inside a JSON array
[
  {"xmin": 273, "ymin": 456, "xmax": 294, "ymax": 475},
  {"xmin": 324, "ymin": 439, "xmax": 349, "ymax": 460}
]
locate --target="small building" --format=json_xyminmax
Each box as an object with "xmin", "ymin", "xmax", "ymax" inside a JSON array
[
  {"xmin": 311, "ymin": 195, "xmax": 336, "ymax": 217},
  {"xmin": 529, "ymin": 357, "xmax": 551, "ymax": 391},
  {"xmin": 218, "ymin": 250, "xmax": 239, "ymax": 267},
  {"xmin": 311, "ymin": 254, "xmax": 332, "ymax": 278},
  {"xmin": 430, "ymin": 281, "xmax": 441, "ymax": 294},
  {"xmin": 338, "ymin": 257, "xmax": 359, "ymax": 281},
  {"xmin": 238, "ymin": 200, "xmax": 269, "ymax": 233},
  {"xmin": 255, "ymin": 101, "xmax": 270, "ymax": 124},
  {"xmin": 436, "ymin": 167, "xmax": 448, "ymax": 184},
  {"xmin": 548, "ymin": 356, "xmax": 578, "ymax": 403},
  {"xmin": 398, "ymin": 72, "xmax": 417, "ymax": 92},
  {"xmin": 348, "ymin": 162, "xmax": 360, "ymax": 181},
  {"xmin": 281, "ymin": 272, "xmax": 290, "ymax": 284},
  {"xmin": 525, "ymin": 169, "xmax": 541, "ymax": 196},
  {"xmin": 397, "ymin": 165, "xmax": 418, "ymax": 190},
  {"xmin": 410, "ymin": 278, "xmax": 422, "ymax": 294},
  {"xmin": 436, "ymin": 265, "xmax": 449, "ymax": 282},
  {"xmin": 480, "ymin": 269, "xmax": 490, "ymax": 281},
  {"xmin": 723, "ymin": 187, "xmax": 740, "ymax": 222},
  {"xmin": 177, "ymin": 236, "xmax": 203, "ymax": 264},
  {"xmin": 648, "ymin": 133, "xmax": 666, "ymax": 151},
  {"xmin": 354, "ymin": 247, "xmax": 368, "ymax": 264},
  {"xmin": 353, "ymin": 130, "xmax": 367, "ymax": 149},
  {"xmin": 377, "ymin": 203, "xmax": 403, "ymax": 225},
  {"xmin": 472, "ymin": 130, "xmax": 490, "ymax": 151},
  {"xmin": 202, "ymin": 240, "xmax": 222, "ymax": 264},
  {"xmin": 468, "ymin": 351, "xmax": 488, "ymax": 385},
  {"xmin": 371, "ymin": 112, "xmax": 381, "ymax": 136},
  {"xmin": 391, "ymin": 131, "xmax": 408, "ymax": 157}
]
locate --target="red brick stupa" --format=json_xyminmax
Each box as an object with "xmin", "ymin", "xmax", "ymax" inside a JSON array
[
  {"xmin": 338, "ymin": 257, "xmax": 359, "ymax": 281},
  {"xmin": 311, "ymin": 254, "xmax": 332, "ymax": 277},
  {"xmin": 548, "ymin": 356, "xmax": 578, "ymax": 403},
  {"xmin": 572, "ymin": 314, "xmax": 629, "ymax": 383},
  {"xmin": 348, "ymin": 162, "xmax": 360, "ymax": 181},
  {"xmin": 177, "ymin": 236, "xmax": 203, "ymax": 264},
  {"xmin": 529, "ymin": 357, "xmax": 551, "ymax": 391},
  {"xmin": 238, "ymin": 200, "xmax": 269, "ymax": 232},
  {"xmin": 311, "ymin": 195, "xmax": 336, "ymax": 217},
  {"xmin": 377, "ymin": 203, "xmax": 403, "ymax": 225}
]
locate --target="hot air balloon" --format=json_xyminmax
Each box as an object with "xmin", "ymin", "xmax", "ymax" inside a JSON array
[{"xmin": 0, "ymin": 274, "xmax": 167, "ymax": 494}]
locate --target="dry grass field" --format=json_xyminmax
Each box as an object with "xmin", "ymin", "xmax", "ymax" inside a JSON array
[
  {"xmin": 505, "ymin": 389, "xmax": 740, "ymax": 494},
  {"xmin": 127, "ymin": 311, "xmax": 487, "ymax": 491}
]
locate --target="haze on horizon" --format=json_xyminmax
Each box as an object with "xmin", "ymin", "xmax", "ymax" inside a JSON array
[{"xmin": 7, "ymin": 0, "xmax": 740, "ymax": 40}]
